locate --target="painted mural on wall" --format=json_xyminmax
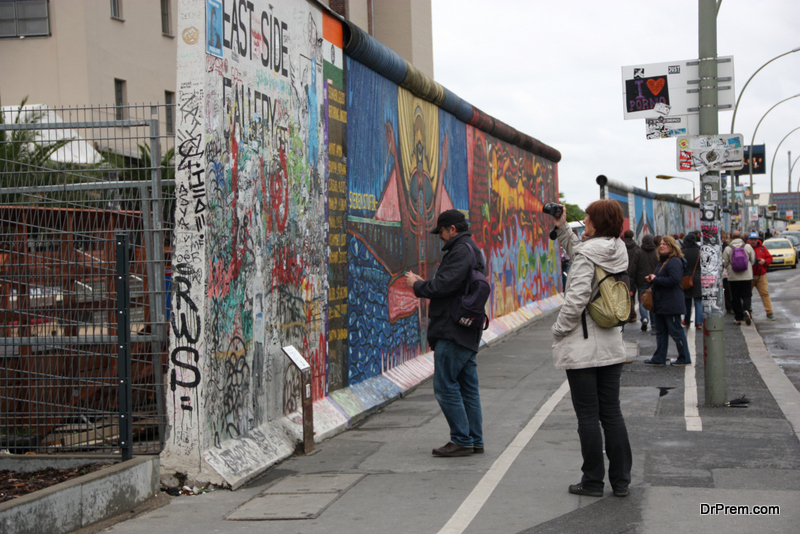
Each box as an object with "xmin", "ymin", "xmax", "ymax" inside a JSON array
[
  {"xmin": 467, "ymin": 127, "xmax": 559, "ymax": 318},
  {"xmin": 629, "ymin": 192, "xmax": 701, "ymax": 241},
  {"xmin": 345, "ymin": 59, "xmax": 560, "ymax": 386},
  {"xmin": 169, "ymin": 0, "xmax": 561, "ymax": 475},
  {"xmin": 345, "ymin": 58, "xmax": 456, "ymax": 385}
]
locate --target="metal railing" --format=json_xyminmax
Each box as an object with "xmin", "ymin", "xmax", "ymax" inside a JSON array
[{"xmin": 0, "ymin": 102, "xmax": 174, "ymax": 455}]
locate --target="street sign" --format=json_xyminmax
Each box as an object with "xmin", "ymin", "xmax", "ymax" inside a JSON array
[
  {"xmin": 622, "ymin": 56, "xmax": 735, "ymax": 120},
  {"xmin": 787, "ymin": 210, "xmax": 794, "ymax": 220},
  {"xmin": 767, "ymin": 204, "xmax": 777, "ymax": 213},
  {"xmin": 676, "ymin": 134, "xmax": 744, "ymax": 173},
  {"xmin": 749, "ymin": 206, "xmax": 759, "ymax": 222}
]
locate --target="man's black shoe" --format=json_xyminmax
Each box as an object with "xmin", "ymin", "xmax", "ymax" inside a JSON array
[
  {"xmin": 613, "ymin": 487, "xmax": 629, "ymax": 497},
  {"xmin": 744, "ymin": 310, "xmax": 752, "ymax": 325},
  {"xmin": 568, "ymin": 484, "xmax": 603, "ymax": 497},
  {"xmin": 641, "ymin": 319, "xmax": 648, "ymax": 332},
  {"xmin": 432, "ymin": 442, "xmax": 473, "ymax": 457},
  {"xmin": 643, "ymin": 359, "xmax": 665, "ymax": 366},
  {"xmin": 472, "ymin": 447, "xmax": 484, "ymax": 454}
]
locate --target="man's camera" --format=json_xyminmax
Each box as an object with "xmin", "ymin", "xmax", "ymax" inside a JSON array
[{"xmin": 542, "ymin": 202, "xmax": 564, "ymax": 219}]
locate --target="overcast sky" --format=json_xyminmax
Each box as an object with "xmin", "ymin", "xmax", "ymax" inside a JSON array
[{"xmin": 431, "ymin": 0, "xmax": 800, "ymax": 210}]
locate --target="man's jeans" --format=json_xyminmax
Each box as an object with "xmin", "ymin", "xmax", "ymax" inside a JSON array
[
  {"xmin": 637, "ymin": 286, "xmax": 650, "ymax": 323},
  {"xmin": 565, "ymin": 363, "xmax": 632, "ymax": 493},
  {"xmin": 433, "ymin": 339, "xmax": 483, "ymax": 448},
  {"xmin": 652, "ymin": 313, "xmax": 691, "ymax": 364}
]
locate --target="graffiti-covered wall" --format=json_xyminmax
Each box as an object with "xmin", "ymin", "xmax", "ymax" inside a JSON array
[
  {"xmin": 167, "ymin": 0, "xmax": 560, "ymax": 486},
  {"xmin": 604, "ymin": 180, "xmax": 704, "ymax": 241}
]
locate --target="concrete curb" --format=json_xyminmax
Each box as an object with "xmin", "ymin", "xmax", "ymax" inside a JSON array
[{"xmin": 0, "ymin": 456, "xmax": 159, "ymax": 534}]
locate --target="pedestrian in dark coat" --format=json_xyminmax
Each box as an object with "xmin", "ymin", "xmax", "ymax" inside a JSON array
[
  {"xmin": 681, "ymin": 233, "xmax": 703, "ymax": 328},
  {"xmin": 643, "ymin": 236, "xmax": 691, "ymax": 366},
  {"xmin": 629, "ymin": 234, "xmax": 659, "ymax": 331},
  {"xmin": 622, "ymin": 230, "xmax": 639, "ymax": 322}
]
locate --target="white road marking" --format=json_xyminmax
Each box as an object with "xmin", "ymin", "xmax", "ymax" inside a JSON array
[
  {"xmin": 684, "ymin": 321, "xmax": 702, "ymax": 431},
  {"xmin": 437, "ymin": 379, "xmax": 570, "ymax": 534}
]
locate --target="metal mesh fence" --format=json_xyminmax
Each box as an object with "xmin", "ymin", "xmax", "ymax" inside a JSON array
[{"xmin": 0, "ymin": 102, "xmax": 174, "ymax": 454}]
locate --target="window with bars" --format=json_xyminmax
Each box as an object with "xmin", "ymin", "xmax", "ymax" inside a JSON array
[
  {"xmin": 0, "ymin": 0, "xmax": 50, "ymax": 38},
  {"xmin": 160, "ymin": 0, "xmax": 171, "ymax": 36},
  {"xmin": 165, "ymin": 91, "xmax": 175, "ymax": 134},
  {"xmin": 114, "ymin": 78, "xmax": 128, "ymax": 120},
  {"xmin": 110, "ymin": 0, "xmax": 122, "ymax": 20}
]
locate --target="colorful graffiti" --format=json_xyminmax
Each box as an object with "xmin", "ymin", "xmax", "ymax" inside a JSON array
[{"xmin": 169, "ymin": 0, "xmax": 561, "ymax": 474}]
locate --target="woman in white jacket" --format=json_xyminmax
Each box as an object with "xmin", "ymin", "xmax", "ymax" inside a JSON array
[{"xmin": 550, "ymin": 199, "xmax": 632, "ymax": 498}]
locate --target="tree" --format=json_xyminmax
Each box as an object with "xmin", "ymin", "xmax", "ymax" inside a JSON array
[
  {"xmin": 559, "ymin": 192, "xmax": 586, "ymax": 223},
  {"xmin": 0, "ymin": 97, "xmax": 73, "ymax": 200}
]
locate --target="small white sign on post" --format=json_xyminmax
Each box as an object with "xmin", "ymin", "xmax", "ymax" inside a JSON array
[
  {"xmin": 282, "ymin": 345, "xmax": 310, "ymax": 372},
  {"xmin": 676, "ymin": 134, "xmax": 745, "ymax": 174}
]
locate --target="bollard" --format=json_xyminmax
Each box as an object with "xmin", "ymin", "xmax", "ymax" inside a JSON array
[{"xmin": 703, "ymin": 313, "xmax": 727, "ymax": 406}]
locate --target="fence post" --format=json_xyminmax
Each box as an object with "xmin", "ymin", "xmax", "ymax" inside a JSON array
[{"xmin": 116, "ymin": 234, "xmax": 133, "ymax": 461}]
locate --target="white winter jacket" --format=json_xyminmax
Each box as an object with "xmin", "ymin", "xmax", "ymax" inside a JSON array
[{"xmin": 551, "ymin": 224, "xmax": 629, "ymax": 370}]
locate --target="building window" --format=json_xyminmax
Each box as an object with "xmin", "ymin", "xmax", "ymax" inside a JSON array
[
  {"xmin": 0, "ymin": 0, "xmax": 50, "ymax": 38},
  {"xmin": 160, "ymin": 0, "xmax": 171, "ymax": 35},
  {"xmin": 110, "ymin": 0, "xmax": 123, "ymax": 21},
  {"xmin": 165, "ymin": 91, "xmax": 175, "ymax": 135},
  {"xmin": 114, "ymin": 79, "xmax": 128, "ymax": 120}
]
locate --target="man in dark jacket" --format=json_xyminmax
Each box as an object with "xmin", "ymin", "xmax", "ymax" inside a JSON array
[
  {"xmin": 623, "ymin": 230, "xmax": 639, "ymax": 322},
  {"xmin": 629, "ymin": 234, "xmax": 659, "ymax": 331},
  {"xmin": 405, "ymin": 209, "xmax": 485, "ymax": 457},
  {"xmin": 681, "ymin": 233, "xmax": 703, "ymax": 328}
]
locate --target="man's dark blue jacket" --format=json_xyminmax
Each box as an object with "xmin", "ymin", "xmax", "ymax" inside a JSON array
[{"xmin": 412, "ymin": 231, "xmax": 485, "ymax": 353}]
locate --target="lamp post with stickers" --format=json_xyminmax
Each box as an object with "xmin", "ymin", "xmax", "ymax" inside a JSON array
[{"xmin": 697, "ymin": 0, "xmax": 727, "ymax": 406}]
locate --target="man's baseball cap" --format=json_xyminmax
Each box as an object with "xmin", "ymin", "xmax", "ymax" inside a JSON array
[
  {"xmin": 431, "ymin": 209, "xmax": 466, "ymax": 234},
  {"xmin": 748, "ymin": 232, "xmax": 759, "ymax": 239}
]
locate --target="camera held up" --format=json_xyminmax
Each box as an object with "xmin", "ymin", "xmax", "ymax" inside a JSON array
[{"xmin": 542, "ymin": 202, "xmax": 564, "ymax": 219}]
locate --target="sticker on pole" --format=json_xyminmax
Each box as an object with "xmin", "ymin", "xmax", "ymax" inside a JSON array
[{"xmin": 676, "ymin": 134, "xmax": 744, "ymax": 173}]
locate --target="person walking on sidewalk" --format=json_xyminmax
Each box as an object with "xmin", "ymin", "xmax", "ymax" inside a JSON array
[
  {"xmin": 748, "ymin": 232, "xmax": 774, "ymax": 320},
  {"xmin": 722, "ymin": 230, "xmax": 755, "ymax": 325},
  {"xmin": 405, "ymin": 209, "xmax": 484, "ymax": 457},
  {"xmin": 643, "ymin": 236, "xmax": 691, "ymax": 366},
  {"xmin": 550, "ymin": 199, "xmax": 632, "ymax": 498},
  {"xmin": 622, "ymin": 229, "xmax": 639, "ymax": 322},
  {"xmin": 630, "ymin": 234, "xmax": 659, "ymax": 332},
  {"xmin": 681, "ymin": 232, "xmax": 703, "ymax": 329}
]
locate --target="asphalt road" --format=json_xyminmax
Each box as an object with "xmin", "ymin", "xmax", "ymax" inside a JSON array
[{"xmin": 750, "ymin": 267, "xmax": 800, "ymax": 392}]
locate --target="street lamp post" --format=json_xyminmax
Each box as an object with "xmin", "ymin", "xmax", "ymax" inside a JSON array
[
  {"xmin": 768, "ymin": 130, "xmax": 800, "ymax": 230},
  {"xmin": 699, "ymin": 0, "xmax": 726, "ymax": 406},
  {"xmin": 655, "ymin": 174, "xmax": 696, "ymax": 200},
  {"xmin": 745, "ymin": 94, "xmax": 800, "ymax": 231},
  {"xmin": 730, "ymin": 46, "xmax": 800, "ymax": 135}
]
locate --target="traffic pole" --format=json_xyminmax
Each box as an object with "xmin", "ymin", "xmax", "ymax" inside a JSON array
[{"xmin": 699, "ymin": 0, "xmax": 727, "ymax": 406}]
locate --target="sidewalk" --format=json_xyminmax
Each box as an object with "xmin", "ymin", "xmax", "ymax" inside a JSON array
[{"xmin": 96, "ymin": 312, "xmax": 800, "ymax": 534}]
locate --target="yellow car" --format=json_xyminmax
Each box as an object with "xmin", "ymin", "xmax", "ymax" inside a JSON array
[{"xmin": 764, "ymin": 238, "xmax": 797, "ymax": 269}]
